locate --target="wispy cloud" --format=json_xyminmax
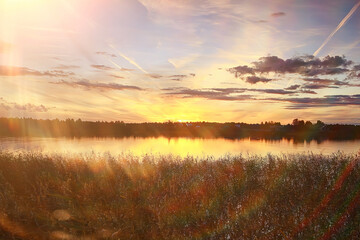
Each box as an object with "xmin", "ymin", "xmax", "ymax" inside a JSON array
[
  {"xmin": 0, "ymin": 65, "xmax": 74, "ymax": 77},
  {"xmin": 54, "ymin": 64, "xmax": 80, "ymax": 70},
  {"xmin": 271, "ymin": 12, "xmax": 286, "ymax": 17},
  {"xmin": 91, "ymin": 64, "xmax": 115, "ymax": 71},
  {"xmin": 52, "ymin": 80, "xmax": 143, "ymax": 91},
  {"xmin": 313, "ymin": 1, "xmax": 360, "ymax": 56},
  {"xmin": 0, "ymin": 98, "xmax": 50, "ymax": 112},
  {"xmin": 95, "ymin": 51, "xmax": 117, "ymax": 58},
  {"xmin": 109, "ymin": 74, "xmax": 124, "ymax": 79},
  {"xmin": 108, "ymin": 59, "xmax": 135, "ymax": 72},
  {"xmin": 108, "ymin": 44, "xmax": 148, "ymax": 74}
]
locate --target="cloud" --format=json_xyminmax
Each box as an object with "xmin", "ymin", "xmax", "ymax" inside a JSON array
[
  {"xmin": 160, "ymin": 88, "xmax": 360, "ymax": 109},
  {"xmin": 168, "ymin": 74, "xmax": 196, "ymax": 81},
  {"xmin": 271, "ymin": 12, "xmax": 286, "ymax": 17},
  {"xmin": 96, "ymin": 51, "xmax": 117, "ymax": 58},
  {"xmin": 348, "ymin": 64, "xmax": 360, "ymax": 78},
  {"xmin": 163, "ymin": 87, "xmax": 253, "ymax": 101},
  {"xmin": 285, "ymin": 85, "xmax": 301, "ymax": 90},
  {"xmin": 255, "ymin": 20, "xmax": 268, "ymax": 23},
  {"xmin": 228, "ymin": 65, "xmax": 254, "ymax": 77},
  {"xmin": 353, "ymin": 65, "xmax": 360, "ymax": 71},
  {"xmin": 302, "ymin": 78, "xmax": 360, "ymax": 88},
  {"xmin": 0, "ymin": 65, "xmax": 74, "ymax": 77},
  {"xmin": 301, "ymin": 84, "xmax": 339, "ymax": 89},
  {"xmin": 246, "ymin": 76, "xmax": 274, "ymax": 84},
  {"xmin": 303, "ymin": 77, "xmax": 346, "ymax": 85},
  {"xmin": 52, "ymin": 80, "xmax": 143, "ymax": 91},
  {"xmin": 54, "ymin": 64, "xmax": 80, "ymax": 70},
  {"xmin": 228, "ymin": 55, "xmax": 353, "ymax": 78},
  {"xmin": 146, "ymin": 73, "xmax": 163, "ymax": 79},
  {"xmin": 109, "ymin": 74, "xmax": 124, "ymax": 79},
  {"xmin": 252, "ymin": 55, "xmax": 351, "ymax": 75},
  {"xmin": 170, "ymin": 74, "xmax": 187, "ymax": 79},
  {"xmin": 163, "ymin": 86, "xmax": 316, "ymax": 101},
  {"xmin": 0, "ymin": 98, "xmax": 49, "ymax": 112},
  {"xmin": 270, "ymin": 94, "xmax": 360, "ymax": 109},
  {"xmin": 91, "ymin": 64, "xmax": 115, "ymax": 71}
]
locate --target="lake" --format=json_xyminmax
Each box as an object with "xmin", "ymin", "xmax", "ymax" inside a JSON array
[{"xmin": 0, "ymin": 137, "xmax": 359, "ymax": 158}]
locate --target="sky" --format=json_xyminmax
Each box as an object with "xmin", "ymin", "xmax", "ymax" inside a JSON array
[{"xmin": 0, "ymin": 0, "xmax": 360, "ymax": 124}]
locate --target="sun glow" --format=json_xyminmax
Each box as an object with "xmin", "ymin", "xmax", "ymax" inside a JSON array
[{"xmin": 2, "ymin": 0, "xmax": 41, "ymax": 6}]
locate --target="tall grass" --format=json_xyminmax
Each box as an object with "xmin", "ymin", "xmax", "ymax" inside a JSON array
[{"xmin": 0, "ymin": 151, "xmax": 359, "ymax": 239}]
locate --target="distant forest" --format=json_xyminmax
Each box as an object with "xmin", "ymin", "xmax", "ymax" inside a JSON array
[{"xmin": 0, "ymin": 118, "xmax": 359, "ymax": 141}]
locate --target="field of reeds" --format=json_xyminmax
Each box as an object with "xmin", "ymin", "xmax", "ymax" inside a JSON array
[{"xmin": 0, "ymin": 151, "xmax": 359, "ymax": 239}]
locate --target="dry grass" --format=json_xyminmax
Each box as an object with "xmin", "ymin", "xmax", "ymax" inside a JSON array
[{"xmin": 0, "ymin": 151, "xmax": 359, "ymax": 239}]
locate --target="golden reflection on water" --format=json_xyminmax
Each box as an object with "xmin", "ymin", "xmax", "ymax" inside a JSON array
[{"xmin": 0, "ymin": 137, "xmax": 359, "ymax": 157}]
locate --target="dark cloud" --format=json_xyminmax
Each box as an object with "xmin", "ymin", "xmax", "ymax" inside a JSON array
[
  {"xmin": 302, "ymin": 78, "xmax": 347, "ymax": 86},
  {"xmin": 168, "ymin": 74, "xmax": 196, "ymax": 81},
  {"xmin": 162, "ymin": 87, "xmax": 360, "ymax": 109},
  {"xmin": 246, "ymin": 76, "xmax": 274, "ymax": 84},
  {"xmin": 353, "ymin": 65, "xmax": 360, "ymax": 71},
  {"xmin": 228, "ymin": 65, "xmax": 254, "ymax": 77},
  {"xmin": 302, "ymin": 78, "xmax": 360, "ymax": 88},
  {"xmin": 0, "ymin": 65, "xmax": 74, "ymax": 77},
  {"xmin": 285, "ymin": 84, "xmax": 301, "ymax": 90},
  {"xmin": 299, "ymin": 89, "xmax": 317, "ymax": 94},
  {"xmin": 268, "ymin": 94, "xmax": 360, "ymax": 109},
  {"xmin": 301, "ymin": 84, "xmax": 339, "ymax": 89},
  {"xmin": 52, "ymin": 80, "xmax": 143, "ymax": 91},
  {"xmin": 229, "ymin": 55, "xmax": 353, "ymax": 78},
  {"xmin": 271, "ymin": 12, "xmax": 286, "ymax": 17},
  {"xmin": 91, "ymin": 65, "xmax": 115, "ymax": 71},
  {"xmin": 252, "ymin": 55, "xmax": 351, "ymax": 75},
  {"xmin": 163, "ymin": 87, "xmax": 252, "ymax": 101},
  {"xmin": 170, "ymin": 74, "xmax": 187, "ymax": 79},
  {"xmin": 348, "ymin": 64, "xmax": 360, "ymax": 79},
  {"xmin": 95, "ymin": 51, "xmax": 117, "ymax": 58},
  {"xmin": 255, "ymin": 89, "xmax": 299, "ymax": 95},
  {"xmin": 163, "ymin": 86, "xmax": 316, "ymax": 101}
]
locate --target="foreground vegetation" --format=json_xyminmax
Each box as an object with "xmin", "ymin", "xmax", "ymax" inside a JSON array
[{"xmin": 0, "ymin": 152, "xmax": 359, "ymax": 239}]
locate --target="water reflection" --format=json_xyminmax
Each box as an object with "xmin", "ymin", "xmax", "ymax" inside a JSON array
[{"xmin": 0, "ymin": 137, "xmax": 359, "ymax": 158}]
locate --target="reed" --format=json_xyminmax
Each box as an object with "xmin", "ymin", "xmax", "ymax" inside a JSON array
[{"xmin": 0, "ymin": 151, "xmax": 359, "ymax": 239}]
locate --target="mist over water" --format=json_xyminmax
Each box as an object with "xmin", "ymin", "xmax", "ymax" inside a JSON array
[{"xmin": 0, "ymin": 137, "xmax": 359, "ymax": 158}]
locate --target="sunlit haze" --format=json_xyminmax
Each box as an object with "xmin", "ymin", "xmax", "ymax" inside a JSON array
[{"xmin": 1, "ymin": 0, "xmax": 360, "ymax": 123}]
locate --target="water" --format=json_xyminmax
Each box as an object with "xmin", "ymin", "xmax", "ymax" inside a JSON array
[{"xmin": 0, "ymin": 137, "xmax": 359, "ymax": 158}]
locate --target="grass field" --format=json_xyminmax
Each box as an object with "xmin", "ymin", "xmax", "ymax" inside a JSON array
[{"xmin": 0, "ymin": 151, "xmax": 359, "ymax": 239}]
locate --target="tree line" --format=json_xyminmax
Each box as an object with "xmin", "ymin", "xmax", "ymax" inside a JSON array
[{"xmin": 0, "ymin": 117, "xmax": 359, "ymax": 140}]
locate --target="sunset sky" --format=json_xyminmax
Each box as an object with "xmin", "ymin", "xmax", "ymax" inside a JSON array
[{"xmin": 1, "ymin": 0, "xmax": 360, "ymax": 124}]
